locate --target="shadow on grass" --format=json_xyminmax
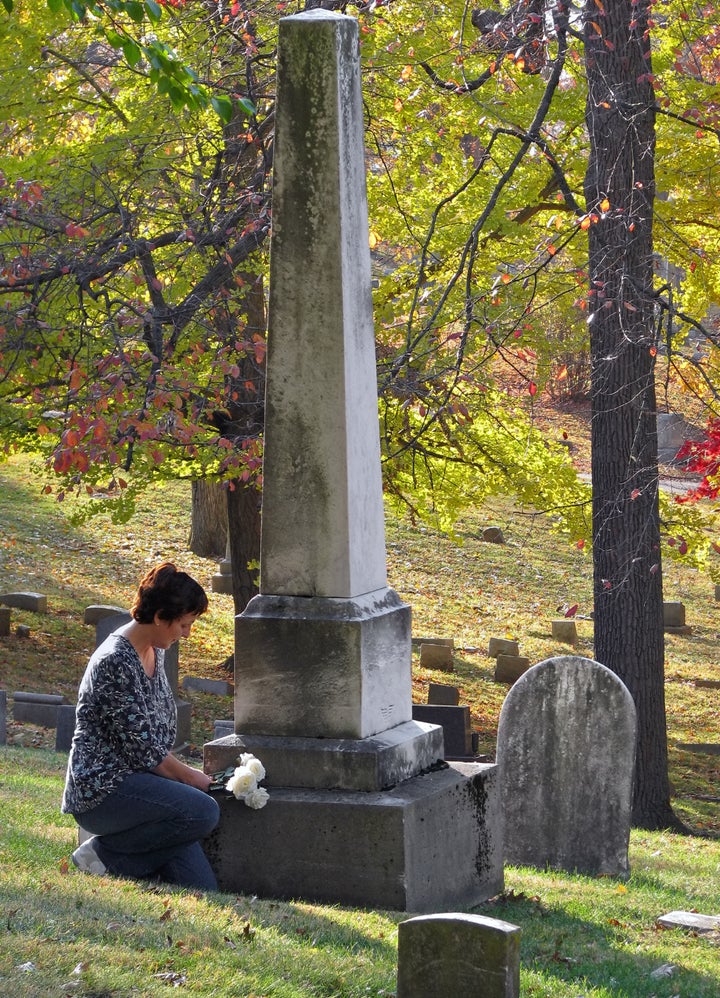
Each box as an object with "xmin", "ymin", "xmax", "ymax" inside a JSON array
[{"xmin": 475, "ymin": 884, "xmax": 719, "ymax": 998}]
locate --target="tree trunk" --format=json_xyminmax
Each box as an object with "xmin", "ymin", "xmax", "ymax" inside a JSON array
[
  {"xmin": 226, "ymin": 480, "xmax": 261, "ymax": 615},
  {"xmin": 189, "ymin": 480, "xmax": 228, "ymax": 557},
  {"xmin": 584, "ymin": 1, "xmax": 681, "ymax": 829}
]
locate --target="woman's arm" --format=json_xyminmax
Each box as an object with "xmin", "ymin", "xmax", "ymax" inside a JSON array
[{"xmin": 153, "ymin": 753, "xmax": 212, "ymax": 791}]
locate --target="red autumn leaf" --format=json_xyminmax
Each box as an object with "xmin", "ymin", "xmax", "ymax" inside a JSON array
[{"xmin": 565, "ymin": 604, "xmax": 579, "ymax": 618}]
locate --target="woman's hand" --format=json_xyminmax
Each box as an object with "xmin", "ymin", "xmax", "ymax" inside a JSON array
[{"xmin": 153, "ymin": 753, "xmax": 213, "ymax": 791}]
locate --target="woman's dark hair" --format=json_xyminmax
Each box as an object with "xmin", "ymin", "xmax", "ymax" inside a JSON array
[{"xmin": 130, "ymin": 562, "xmax": 209, "ymax": 624}]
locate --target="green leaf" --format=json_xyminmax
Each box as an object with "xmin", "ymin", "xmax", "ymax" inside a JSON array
[
  {"xmin": 144, "ymin": 0, "xmax": 162, "ymax": 21},
  {"xmin": 237, "ymin": 96, "xmax": 256, "ymax": 117},
  {"xmin": 211, "ymin": 95, "xmax": 234, "ymax": 123},
  {"xmin": 121, "ymin": 37, "xmax": 142, "ymax": 67},
  {"xmin": 1, "ymin": 0, "xmax": 14, "ymax": 13},
  {"xmin": 105, "ymin": 29, "xmax": 124, "ymax": 49},
  {"xmin": 124, "ymin": 0, "xmax": 145, "ymax": 22}
]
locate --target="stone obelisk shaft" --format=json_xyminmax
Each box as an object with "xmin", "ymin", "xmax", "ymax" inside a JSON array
[{"xmin": 260, "ymin": 10, "xmax": 387, "ymax": 600}]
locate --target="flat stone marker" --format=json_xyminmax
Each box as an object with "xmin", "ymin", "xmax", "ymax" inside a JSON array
[
  {"xmin": 427, "ymin": 682, "xmax": 459, "ymax": 706},
  {"xmin": 0, "ymin": 591, "xmax": 47, "ymax": 612},
  {"xmin": 488, "ymin": 637, "xmax": 519, "ymax": 658},
  {"xmin": 13, "ymin": 691, "xmax": 66, "ymax": 727},
  {"xmin": 182, "ymin": 676, "xmax": 234, "ymax": 696},
  {"xmin": 497, "ymin": 655, "xmax": 636, "ymax": 877},
  {"xmin": 83, "ymin": 604, "xmax": 127, "ymax": 625},
  {"xmin": 657, "ymin": 911, "xmax": 720, "ymax": 933},
  {"xmin": 494, "ymin": 654, "xmax": 530, "ymax": 684},
  {"xmin": 482, "ymin": 526, "xmax": 505, "ymax": 544},
  {"xmin": 412, "ymin": 704, "xmax": 472, "ymax": 758},
  {"xmin": 551, "ymin": 619, "xmax": 577, "ymax": 644},
  {"xmin": 396, "ymin": 912, "xmax": 520, "ymax": 998},
  {"xmin": 419, "ymin": 641, "xmax": 454, "ymax": 671}
]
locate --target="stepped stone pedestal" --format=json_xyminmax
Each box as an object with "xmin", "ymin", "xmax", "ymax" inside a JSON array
[{"xmin": 203, "ymin": 10, "xmax": 502, "ymax": 911}]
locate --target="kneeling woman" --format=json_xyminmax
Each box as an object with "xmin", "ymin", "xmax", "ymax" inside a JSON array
[{"xmin": 62, "ymin": 563, "xmax": 220, "ymax": 890}]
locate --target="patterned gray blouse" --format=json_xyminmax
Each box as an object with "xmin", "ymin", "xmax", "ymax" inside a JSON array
[{"xmin": 61, "ymin": 632, "xmax": 177, "ymax": 815}]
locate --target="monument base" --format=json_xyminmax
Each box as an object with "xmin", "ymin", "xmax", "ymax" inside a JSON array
[
  {"xmin": 204, "ymin": 722, "xmax": 444, "ymax": 792},
  {"xmin": 202, "ymin": 761, "xmax": 503, "ymax": 912}
]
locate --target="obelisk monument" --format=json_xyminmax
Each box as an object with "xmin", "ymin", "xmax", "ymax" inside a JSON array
[{"xmin": 204, "ymin": 10, "xmax": 502, "ymax": 911}]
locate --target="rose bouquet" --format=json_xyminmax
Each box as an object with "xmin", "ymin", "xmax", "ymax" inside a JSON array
[{"xmin": 210, "ymin": 752, "xmax": 269, "ymax": 809}]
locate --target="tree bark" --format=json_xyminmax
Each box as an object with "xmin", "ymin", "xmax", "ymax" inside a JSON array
[
  {"xmin": 584, "ymin": 1, "xmax": 681, "ymax": 829},
  {"xmin": 189, "ymin": 480, "xmax": 228, "ymax": 557},
  {"xmin": 227, "ymin": 480, "xmax": 261, "ymax": 615}
]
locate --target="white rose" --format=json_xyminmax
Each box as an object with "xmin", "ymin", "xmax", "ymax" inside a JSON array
[
  {"xmin": 244, "ymin": 786, "xmax": 270, "ymax": 810},
  {"xmin": 245, "ymin": 757, "xmax": 266, "ymax": 782},
  {"xmin": 226, "ymin": 766, "xmax": 257, "ymax": 798}
]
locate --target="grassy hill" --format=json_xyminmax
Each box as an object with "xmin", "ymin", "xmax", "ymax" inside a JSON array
[
  {"xmin": 2, "ymin": 451, "xmax": 720, "ymax": 996},
  {"xmin": 1, "ymin": 450, "xmax": 718, "ymax": 832}
]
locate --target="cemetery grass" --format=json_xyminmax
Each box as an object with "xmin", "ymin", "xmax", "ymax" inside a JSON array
[{"xmin": 1, "ymin": 452, "xmax": 720, "ymax": 996}]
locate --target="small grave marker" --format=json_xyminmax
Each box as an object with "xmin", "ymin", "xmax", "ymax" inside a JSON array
[
  {"xmin": 488, "ymin": 637, "xmax": 519, "ymax": 658},
  {"xmin": 0, "ymin": 591, "xmax": 48, "ymax": 612},
  {"xmin": 481, "ymin": 527, "xmax": 505, "ymax": 544},
  {"xmin": 396, "ymin": 912, "xmax": 520, "ymax": 998},
  {"xmin": 13, "ymin": 691, "xmax": 66, "ymax": 727},
  {"xmin": 657, "ymin": 911, "xmax": 720, "ymax": 933},
  {"xmin": 427, "ymin": 682, "xmax": 459, "ymax": 706},
  {"xmin": 494, "ymin": 654, "xmax": 530, "ymax": 684},
  {"xmin": 419, "ymin": 641, "xmax": 454, "ymax": 671},
  {"xmin": 551, "ymin": 619, "xmax": 577, "ymax": 644}
]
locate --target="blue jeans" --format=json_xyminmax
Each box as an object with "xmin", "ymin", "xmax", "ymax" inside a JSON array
[{"xmin": 74, "ymin": 772, "xmax": 220, "ymax": 890}]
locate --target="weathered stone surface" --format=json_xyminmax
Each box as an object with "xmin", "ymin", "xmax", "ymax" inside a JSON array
[
  {"xmin": 663, "ymin": 601, "xmax": 686, "ymax": 627},
  {"xmin": 15, "ymin": 624, "xmax": 31, "ymax": 638},
  {"xmin": 235, "ymin": 590, "xmax": 412, "ymax": 739},
  {"xmin": 419, "ymin": 641, "xmax": 454, "ymax": 671},
  {"xmin": 83, "ymin": 604, "xmax": 127, "ymax": 625},
  {"xmin": 209, "ymin": 9, "xmax": 501, "ymax": 915},
  {"xmin": 182, "ymin": 676, "xmax": 234, "ymax": 696},
  {"xmin": 497, "ymin": 655, "xmax": 636, "ymax": 877},
  {"xmin": 205, "ymin": 721, "xmax": 445, "ymax": 792},
  {"xmin": 412, "ymin": 704, "xmax": 472, "ymax": 758},
  {"xmin": 482, "ymin": 527, "xmax": 505, "ymax": 544},
  {"xmin": 488, "ymin": 637, "xmax": 519, "ymax": 659},
  {"xmin": 0, "ymin": 591, "xmax": 47, "ymax": 612},
  {"xmin": 396, "ymin": 912, "xmax": 520, "ymax": 998},
  {"xmin": 427, "ymin": 682, "xmax": 460, "ymax": 706},
  {"xmin": 259, "ymin": 10, "xmax": 387, "ymax": 601},
  {"xmin": 203, "ymin": 762, "xmax": 503, "ymax": 912},
  {"xmin": 55, "ymin": 704, "xmax": 77, "ymax": 752},
  {"xmin": 412, "ymin": 636, "xmax": 454, "ymax": 649},
  {"xmin": 94, "ymin": 611, "xmax": 131, "ymax": 647},
  {"xmin": 493, "ymin": 655, "xmax": 530, "ymax": 684},
  {"xmin": 551, "ymin": 619, "xmax": 577, "ymax": 644},
  {"xmin": 13, "ymin": 691, "xmax": 66, "ymax": 727},
  {"xmin": 657, "ymin": 911, "xmax": 720, "ymax": 932}
]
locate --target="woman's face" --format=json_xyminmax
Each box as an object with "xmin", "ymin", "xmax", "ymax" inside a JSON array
[{"xmin": 154, "ymin": 612, "xmax": 201, "ymax": 648}]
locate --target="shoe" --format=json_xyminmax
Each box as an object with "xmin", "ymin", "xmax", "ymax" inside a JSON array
[{"xmin": 71, "ymin": 836, "xmax": 107, "ymax": 875}]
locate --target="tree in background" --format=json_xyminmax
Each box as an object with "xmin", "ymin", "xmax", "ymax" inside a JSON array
[{"xmin": 0, "ymin": 1, "xmax": 274, "ymax": 610}]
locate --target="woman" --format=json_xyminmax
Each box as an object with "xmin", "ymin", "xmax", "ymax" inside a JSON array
[{"xmin": 62, "ymin": 562, "xmax": 220, "ymax": 891}]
